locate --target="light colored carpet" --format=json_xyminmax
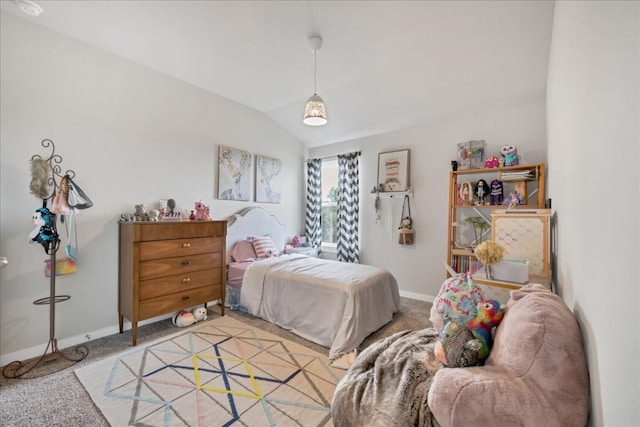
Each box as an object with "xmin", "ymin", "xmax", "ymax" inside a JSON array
[
  {"xmin": 0, "ymin": 297, "xmax": 431, "ymax": 426},
  {"xmin": 75, "ymin": 316, "xmax": 345, "ymax": 426}
]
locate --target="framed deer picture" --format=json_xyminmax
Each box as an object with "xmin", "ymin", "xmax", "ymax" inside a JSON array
[
  {"xmin": 218, "ymin": 145, "xmax": 252, "ymax": 201},
  {"xmin": 255, "ymin": 154, "xmax": 282, "ymax": 203}
]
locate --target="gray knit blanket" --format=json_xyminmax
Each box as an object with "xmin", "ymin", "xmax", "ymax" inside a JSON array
[{"xmin": 331, "ymin": 328, "xmax": 443, "ymax": 427}]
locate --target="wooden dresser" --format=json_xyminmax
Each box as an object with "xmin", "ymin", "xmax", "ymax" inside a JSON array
[{"xmin": 118, "ymin": 220, "xmax": 227, "ymax": 345}]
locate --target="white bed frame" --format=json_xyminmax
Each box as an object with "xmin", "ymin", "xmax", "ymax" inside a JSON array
[{"xmin": 225, "ymin": 207, "xmax": 286, "ymax": 263}]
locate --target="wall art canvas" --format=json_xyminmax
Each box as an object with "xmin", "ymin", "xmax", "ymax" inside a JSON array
[
  {"xmin": 218, "ymin": 145, "xmax": 252, "ymax": 201},
  {"xmin": 377, "ymin": 149, "xmax": 410, "ymax": 192},
  {"xmin": 255, "ymin": 154, "xmax": 282, "ymax": 203}
]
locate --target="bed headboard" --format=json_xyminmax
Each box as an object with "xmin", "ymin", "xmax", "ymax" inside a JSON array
[{"xmin": 225, "ymin": 207, "xmax": 286, "ymax": 263}]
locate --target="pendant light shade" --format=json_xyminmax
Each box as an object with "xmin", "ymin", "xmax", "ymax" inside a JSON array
[{"xmin": 303, "ymin": 36, "xmax": 327, "ymax": 126}]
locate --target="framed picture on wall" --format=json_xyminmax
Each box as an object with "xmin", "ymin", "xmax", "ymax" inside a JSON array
[
  {"xmin": 377, "ymin": 149, "xmax": 410, "ymax": 191},
  {"xmin": 218, "ymin": 145, "xmax": 252, "ymax": 201},
  {"xmin": 255, "ymin": 154, "xmax": 282, "ymax": 203}
]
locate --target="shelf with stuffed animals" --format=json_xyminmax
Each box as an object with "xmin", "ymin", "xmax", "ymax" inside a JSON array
[{"xmin": 447, "ymin": 160, "xmax": 546, "ymax": 277}]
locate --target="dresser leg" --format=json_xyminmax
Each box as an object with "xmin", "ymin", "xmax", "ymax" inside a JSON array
[
  {"xmin": 132, "ymin": 322, "xmax": 138, "ymax": 346},
  {"xmin": 118, "ymin": 314, "xmax": 124, "ymax": 333}
]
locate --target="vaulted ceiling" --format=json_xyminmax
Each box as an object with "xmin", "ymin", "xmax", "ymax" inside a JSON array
[{"xmin": 0, "ymin": 0, "xmax": 555, "ymax": 147}]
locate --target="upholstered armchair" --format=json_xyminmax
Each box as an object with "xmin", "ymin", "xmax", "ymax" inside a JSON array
[{"xmin": 428, "ymin": 284, "xmax": 590, "ymax": 427}]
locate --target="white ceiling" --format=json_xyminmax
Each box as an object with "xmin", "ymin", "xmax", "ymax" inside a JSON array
[{"xmin": 0, "ymin": 0, "xmax": 555, "ymax": 148}]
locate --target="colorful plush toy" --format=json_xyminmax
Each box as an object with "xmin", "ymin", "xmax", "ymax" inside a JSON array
[
  {"xmin": 468, "ymin": 299, "xmax": 505, "ymax": 360},
  {"xmin": 194, "ymin": 200, "xmax": 210, "ymax": 220},
  {"xmin": 500, "ymin": 145, "xmax": 520, "ymax": 167},
  {"xmin": 291, "ymin": 235, "xmax": 301, "ymax": 248},
  {"xmin": 434, "ymin": 321, "xmax": 483, "ymax": 367},
  {"xmin": 484, "ymin": 156, "xmax": 499, "ymax": 169},
  {"xmin": 429, "ymin": 271, "xmax": 485, "ymax": 333},
  {"xmin": 29, "ymin": 207, "xmax": 59, "ymax": 254},
  {"xmin": 172, "ymin": 310, "xmax": 197, "ymax": 327}
]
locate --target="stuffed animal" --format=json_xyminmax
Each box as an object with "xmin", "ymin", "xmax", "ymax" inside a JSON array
[
  {"xmin": 503, "ymin": 191, "xmax": 525, "ymax": 207},
  {"xmin": 191, "ymin": 307, "xmax": 208, "ymax": 322},
  {"xmin": 468, "ymin": 299, "xmax": 505, "ymax": 361},
  {"xmin": 194, "ymin": 200, "xmax": 210, "ymax": 220},
  {"xmin": 434, "ymin": 321, "xmax": 483, "ymax": 367},
  {"xmin": 429, "ymin": 271, "xmax": 485, "ymax": 333},
  {"xmin": 484, "ymin": 156, "xmax": 499, "ymax": 169},
  {"xmin": 500, "ymin": 145, "xmax": 520, "ymax": 167},
  {"xmin": 490, "ymin": 179, "xmax": 504, "ymax": 205},
  {"xmin": 147, "ymin": 209, "xmax": 160, "ymax": 222},
  {"xmin": 291, "ymin": 235, "xmax": 301, "ymax": 248},
  {"xmin": 29, "ymin": 207, "xmax": 59, "ymax": 254},
  {"xmin": 134, "ymin": 204, "xmax": 148, "ymax": 221},
  {"xmin": 172, "ymin": 310, "xmax": 197, "ymax": 327}
]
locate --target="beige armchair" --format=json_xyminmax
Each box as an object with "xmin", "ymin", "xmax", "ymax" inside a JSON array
[{"xmin": 428, "ymin": 284, "xmax": 590, "ymax": 427}]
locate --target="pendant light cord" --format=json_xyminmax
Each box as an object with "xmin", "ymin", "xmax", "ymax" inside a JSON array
[{"xmin": 313, "ymin": 49, "xmax": 318, "ymax": 95}]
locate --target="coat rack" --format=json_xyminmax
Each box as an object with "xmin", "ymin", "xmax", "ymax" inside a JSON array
[{"xmin": 2, "ymin": 139, "xmax": 88, "ymax": 379}]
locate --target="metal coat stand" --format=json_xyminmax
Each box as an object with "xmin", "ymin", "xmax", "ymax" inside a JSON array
[{"xmin": 2, "ymin": 139, "xmax": 88, "ymax": 379}]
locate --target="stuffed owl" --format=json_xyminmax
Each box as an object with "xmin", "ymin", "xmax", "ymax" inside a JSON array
[{"xmin": 500, "ymin": 145, "xmax": 519, "ymax": 167}]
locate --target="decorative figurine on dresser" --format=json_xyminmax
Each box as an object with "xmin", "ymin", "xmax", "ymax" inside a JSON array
[{"xmin": 118, "ymin": 216, "xmax": 227, "ymax": 345}]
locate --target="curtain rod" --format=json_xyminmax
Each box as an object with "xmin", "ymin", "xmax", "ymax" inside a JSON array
[{"xmin": 305, "ymin": 151, "xmax": 361, "ymax": 163}]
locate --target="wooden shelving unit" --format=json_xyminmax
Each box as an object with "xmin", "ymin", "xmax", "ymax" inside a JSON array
[{"xmin": 447, "ymin": 163, "xmax": 546, "ymax": 276}]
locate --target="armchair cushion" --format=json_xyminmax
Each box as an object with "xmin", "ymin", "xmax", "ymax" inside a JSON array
[{"xmin": 428, "ymin": 284, "xmax": 589, "ymax": 427}]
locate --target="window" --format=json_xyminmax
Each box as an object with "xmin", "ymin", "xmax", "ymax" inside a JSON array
[{"xmin": 321, "ymin": 158, "xmax": 338, "ymax": 245}]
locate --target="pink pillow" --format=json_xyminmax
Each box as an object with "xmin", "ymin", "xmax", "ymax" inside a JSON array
[
  {"xmin": 230, "ymin": 240, "xmax": 257, "ymax": 262},
  {"xmin": 251, "ymin": 236, "xmax": 279, "ymax": 258}
]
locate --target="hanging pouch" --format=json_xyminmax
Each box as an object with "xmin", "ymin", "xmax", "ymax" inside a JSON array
[
  {"xmin": 67, "ymin": 175, "xmax": 93, "ymax": 209},
  {"xmin": 65, "ymin": 214, "xmax": 78, "ymax": 260},
  {"xmin": 398, "ymin": 194, "xmax": 414, "ymax": 245},
  {"xmin": 50, "ymin": 176, "xmax": 77, "ymax": 216},
  {"xmin": 44, "ymin": 257, "xmax": 77, "ymax": 277}
]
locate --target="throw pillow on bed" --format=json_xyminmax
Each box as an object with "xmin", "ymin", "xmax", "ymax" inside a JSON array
[
  {"xmin": 230, "ymin": 239, "xmax": 257, "ymax": 262},
  {"xmin": 251, "ymin": 236, "xmax": 279, "ymax": 258}
]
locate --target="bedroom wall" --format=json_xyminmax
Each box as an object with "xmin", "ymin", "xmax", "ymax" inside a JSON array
[
  {"xmin": 546, "ymin": 2, "xmax": 639, "ymax": 425},
  {"xmin": 309, "ymin": 102, "xmax": 547, "ymax": 300},
  {"xmin": 0, "ymin": 13, "xmax": 307, "ymax": 365}
]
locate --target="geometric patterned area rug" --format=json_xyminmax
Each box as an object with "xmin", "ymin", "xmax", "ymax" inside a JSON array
[{"xmin": 75, "ymin": 316, "xmax": 345, "ymax": 426}]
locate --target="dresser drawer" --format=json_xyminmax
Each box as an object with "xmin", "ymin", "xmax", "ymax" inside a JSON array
[
  {"xmin": 138, "ymin": 221, "xmax": 226, "ymax": 241},
  {"xmin": 139, "ymin": 267, "xmax": 222, "ymax": 300},
  {"xmin": 139, "ymin": 252, "xmax": 222, "ymax": 280},
  {"xmin": 139, "ymin": 284, "xmax": 221, "ymax": 320},
  {"xmin": 139, "ymin": 236, "xmax": 224, "ymax": 261}
]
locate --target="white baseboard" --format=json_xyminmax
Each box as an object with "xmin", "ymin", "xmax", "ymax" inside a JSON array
[{"xmin": 399, "ymin": 289, "xmax": 435, "ymax": 303}]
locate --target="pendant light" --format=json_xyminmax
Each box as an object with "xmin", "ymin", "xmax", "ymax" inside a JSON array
[{"xmin": 303, "ymin": 36, "xmax": 328, "ymax": 126}]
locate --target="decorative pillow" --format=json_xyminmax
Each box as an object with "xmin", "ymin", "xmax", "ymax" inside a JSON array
[
  {"xmin": 230, "ymin": 239, "xmax": 257, "ymax": 262},
  {"xmin": 429, "ymin": 272, "xmax": 485, "ymax": 333},
  {"xmin": 251, "ymin": 235, "xmax": 279, "ymax": 259}
]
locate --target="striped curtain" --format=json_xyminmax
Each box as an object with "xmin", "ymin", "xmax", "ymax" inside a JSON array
[
  {"xmin": 305, "ymin": 158, "xmax": 322, "ymax": 248},
  {"xmin": 337, "ymin": 151, "xmax": 360, "ymax": 263}
]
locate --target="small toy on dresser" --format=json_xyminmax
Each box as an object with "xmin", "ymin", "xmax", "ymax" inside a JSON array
[{"xmin": 193, "ymin": 200, "xmax": 211, "ymax": 220}]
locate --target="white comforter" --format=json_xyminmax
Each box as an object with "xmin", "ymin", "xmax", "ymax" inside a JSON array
[{"xmin": 241, "ymin": 254, "xmax": 401, "ymax": 362}]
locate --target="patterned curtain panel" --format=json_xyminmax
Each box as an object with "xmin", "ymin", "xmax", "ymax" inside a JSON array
[
  {"xmin": 305, "ymin": 158, "xmax": 322, "ymax": 248},
  {"xmin": 337, "ymin": 151, "xmax": 361, "ymax": 263}
]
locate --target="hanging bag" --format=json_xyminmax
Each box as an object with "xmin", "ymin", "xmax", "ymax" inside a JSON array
[
  {"xmin": 398, "ymin": 195, "xmax": 414, "ymax": 245},
  {"xmin": 49, "ymin": 175, "xmax": 77, "ymax": 216},
  {"xmin": 67, "ymin": 175, "xmax": 93, "ymax": 210},
  {"xmin": 44, "ymin": 211, "xmax": 78, "ymax": 277}
]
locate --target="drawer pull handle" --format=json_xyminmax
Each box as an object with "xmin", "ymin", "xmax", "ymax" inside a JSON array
[
  {"xmin": 182, "ymin": 278, "xmax": 191, "ymax": 283},
  {"xmin": 182, "ymin": 243, "xmax": 191, "ymax": 248},
  {"xmin": 182, "ymin": 295, "xmax": 190, "ymax": 301},
  {"xmin": 182, "ymin": 260, "xmax": 190, "ymax": 266}
]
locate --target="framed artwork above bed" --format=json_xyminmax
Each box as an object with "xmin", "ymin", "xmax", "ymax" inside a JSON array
[
  {"xmin": 218, "ymin": 145, "xmax": 252, "ymax": 201},
  {"xmin": 255, "ymin": 154, "xmax": 282, "ymax": 203}
]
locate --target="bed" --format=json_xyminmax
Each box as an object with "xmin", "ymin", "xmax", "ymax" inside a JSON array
[{"xmin": 225, "ymin": 207, "xmax": 401, "ymax": 367}]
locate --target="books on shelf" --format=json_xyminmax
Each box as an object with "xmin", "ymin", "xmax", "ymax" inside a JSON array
[{"xmin": 500, "ymin": 169, "xmax": 535, "ymax": 181}]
